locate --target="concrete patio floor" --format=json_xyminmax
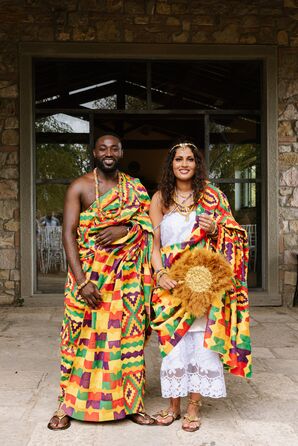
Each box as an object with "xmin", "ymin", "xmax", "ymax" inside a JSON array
[{"xmin": 1, "ymin": 299, "xmax": 298, "ymax": 446}]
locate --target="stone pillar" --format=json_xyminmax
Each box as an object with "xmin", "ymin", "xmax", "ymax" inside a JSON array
[
  {"xmin": 278, "ymin": 48, "xmax": 298, "ymax": 306},
  {"xmin": 0, "ymin": 55, "xmax": 20, "ymax": 304}
]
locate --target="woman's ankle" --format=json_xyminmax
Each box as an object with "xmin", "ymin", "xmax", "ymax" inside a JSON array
[
  {"xmin": 186, "ymin": 394, "xmax": 201, "ymax": 414},
  {"xmin": 170, "ymin": 397, "xmax": 181, "ymax": 413}
]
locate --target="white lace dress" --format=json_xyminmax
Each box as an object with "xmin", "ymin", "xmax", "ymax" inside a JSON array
[{"xmin": 160, "ymin": 211, "xmax": 226, "ymax": 398}]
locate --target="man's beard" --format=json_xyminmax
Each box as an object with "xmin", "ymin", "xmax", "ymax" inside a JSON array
[{"xmin": 94, "ymin": 157, "xmax": 120, "ymax": 174}]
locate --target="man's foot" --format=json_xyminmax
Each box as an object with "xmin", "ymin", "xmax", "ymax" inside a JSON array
[
  {"xmin": 152, "ymin": 408, "xmax": 181, "ymax": 426},
  {"xmin": 47, "ymin": 408, "xmax": 71, "ymax": 430},
  {"xmin": 128, "ymin": 412, "xmax": 155, "ymax": 426},
  {"xmin": 182, "ymin": 398, "xmax": 201, "ymax": 432}
]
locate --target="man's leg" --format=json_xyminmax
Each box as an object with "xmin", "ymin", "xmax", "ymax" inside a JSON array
[
  {"xmin": 120, "ymin": 264, "xmax": 154, "ymax": 425},
  {"xmin": 47, "ymin": 302, "xmax": 84, "ymax": 430}
]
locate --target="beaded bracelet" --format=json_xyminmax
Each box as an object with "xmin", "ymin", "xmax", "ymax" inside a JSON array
[
  {"xmin": 77, "ymin": 278, "xmax": 90, "ymax": 291},
  {"xmin": 155, "ymin": 267, "xmax": 166, "ymax": 276},
  {"xmin": 156, "ymin": 268, "xmax": 167, "ymax": 282}
]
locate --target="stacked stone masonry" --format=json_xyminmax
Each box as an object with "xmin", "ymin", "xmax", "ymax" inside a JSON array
[{"xmin": 0, "ymin": 0, "xmax": 297, "ymax": 304}]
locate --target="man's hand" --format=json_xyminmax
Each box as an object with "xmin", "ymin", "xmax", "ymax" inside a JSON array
[
  {"xmin": 96, "ymin": 226, "xmax": 128, "ymax": 247},
  {"xmin": 79, "ymin": 282, "xmax": 101, "ymax": 309}
]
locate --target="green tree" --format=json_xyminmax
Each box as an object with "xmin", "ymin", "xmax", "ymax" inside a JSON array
[{"xmin": 36, "ymin": 115, "xmax": 90, "ymax": 216}]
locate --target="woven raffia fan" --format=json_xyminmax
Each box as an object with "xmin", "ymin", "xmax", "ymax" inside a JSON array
[{"xmin": 168, "ymin": 248, "xmax": 233, "ymax": 317}]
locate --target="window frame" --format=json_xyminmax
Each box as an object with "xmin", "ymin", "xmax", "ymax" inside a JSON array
[{"xmin": 20, "ymin": 43, "xmax": 280, "ymax": 305}]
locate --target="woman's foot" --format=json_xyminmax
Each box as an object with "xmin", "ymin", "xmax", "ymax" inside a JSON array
[
  {"xmin": 152, "ymin": 397, "xmax": 181, "ymax": 426},
  {"xmin": 182, "ymin": 397, "xmax": 202, "ymax": 432},
  {"xmin": 152, "ymin": 408, "xmax": 181, "ymax": 426}
]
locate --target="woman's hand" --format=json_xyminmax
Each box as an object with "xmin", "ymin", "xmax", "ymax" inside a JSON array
[
  {"xmin": 79, "ymin": 282, "xmax": 101, "ymax": 309},
  {"xmin": 198, "ymin": 213, "xmax": 217, "ymax": 234},
  {"xmin": 96, "ymin": 225, "xmax": 128, "ymax": 247},
  {"xmin": 158, "ymin": 273, "xmax": 177, "ymax": 290}
]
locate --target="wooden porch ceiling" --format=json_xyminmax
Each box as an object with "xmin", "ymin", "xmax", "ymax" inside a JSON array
[{"xmin": 35, "ymin": 59, "xmax": 261, "ymax": 111}]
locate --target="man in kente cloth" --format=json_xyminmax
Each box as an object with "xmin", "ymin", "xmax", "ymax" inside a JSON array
[{"xmin": 48, "ymin": 134, "xmax": 154, "ymax": 429}]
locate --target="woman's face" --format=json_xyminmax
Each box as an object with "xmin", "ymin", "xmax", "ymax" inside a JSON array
[{"xmin": 172, "ymin": 146, "xmax": 196, "ymax": 181}]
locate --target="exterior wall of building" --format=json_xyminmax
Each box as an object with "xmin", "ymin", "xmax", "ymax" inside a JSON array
[{"xmin": 0, "ymin": 0, "xmax": 297, "ymax": 305}]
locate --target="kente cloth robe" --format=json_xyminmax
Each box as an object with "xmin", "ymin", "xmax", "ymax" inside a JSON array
[
  {"xmin": 59, "ymin": 173, "xmax": 153, "ymax": 422},
  {"xmin": 151, "ymin": 183, "xmax": 252, "ymax": 379}
]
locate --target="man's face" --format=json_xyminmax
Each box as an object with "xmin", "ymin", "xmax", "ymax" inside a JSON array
[{"xmin": 93, "ymin": 135, "xmax": 123, "ymax": 173}]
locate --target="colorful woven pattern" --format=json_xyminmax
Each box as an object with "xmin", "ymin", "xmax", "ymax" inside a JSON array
[
  {"xmin": 151, "ymin": 183, "xmax": 252, "ymax": 378},
  {"xmin": 60, "ymin": 174, "xmax": 153, "ymax": 422}
]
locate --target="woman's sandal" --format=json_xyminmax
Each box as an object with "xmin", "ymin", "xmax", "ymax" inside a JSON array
[
  {"xmin": 47, "ymin": 407, "xmax": 71, "ymax": 430},
  {"xmin": 182, "ymin": 398, "xmax": 202, "ymax": 433},
  {"xmin": 152, "ymin": 408, "xmax": 181, "ymax": 426}
]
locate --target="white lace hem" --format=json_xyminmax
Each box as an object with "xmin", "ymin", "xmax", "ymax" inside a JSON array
[{"xmin": 160, "ymin": 331, "xmax": 226, "ymax": 399}]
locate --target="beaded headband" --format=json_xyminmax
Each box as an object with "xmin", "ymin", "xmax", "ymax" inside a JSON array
[{"xmin": 169, "ymin": 142, "xmax": 199, "ymax": 153}]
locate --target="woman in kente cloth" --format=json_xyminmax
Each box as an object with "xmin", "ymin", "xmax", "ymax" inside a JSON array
[{"xmin": 149, "ymin": 140, "xmax": 251, "ymax": 432}]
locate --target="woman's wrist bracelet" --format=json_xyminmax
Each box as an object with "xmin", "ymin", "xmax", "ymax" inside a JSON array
[
  {"xmin": 157, "ymin": 272, "xmax": 167, "ymax": 285},
  {"xmin": 155, "ymin": 267, "xmax": 166, "ymax": 276},
  {"xmin": 77, "ymin": 278, "xmax": 90, "ymax": 291},
  {"xmin": 155, "ymin": 267, "xmax": 165, "ymax": 274},
  {"xmin": 155, "ymin": 268, "xmax": 167, "ymax": 282}
]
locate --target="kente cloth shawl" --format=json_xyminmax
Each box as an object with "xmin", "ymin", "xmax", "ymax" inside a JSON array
[
  {"xmin": 60, "ymin": 173, "xmax": 153, "ymax": 422},
  {"xmin": 151, "ymin": 183, "xmax": 252, "ymax": 379}
]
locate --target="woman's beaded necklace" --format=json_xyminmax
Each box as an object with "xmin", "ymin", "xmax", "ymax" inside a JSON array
[
  {"xmin": 172, "ymin": 190, "xmax": 195, "ymax": 221},
  {"xmin": 153, "ymin": 190, "xmax": 195, "ymax": 231}
]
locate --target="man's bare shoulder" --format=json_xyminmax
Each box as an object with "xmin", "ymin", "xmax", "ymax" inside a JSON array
[
  {"xmin": 70, "ymin": 172, "xmax": 93, "ymax": 186},
  {"xmin": 67, "ymin": 172, "xmax": 94, "ymax": 195}
]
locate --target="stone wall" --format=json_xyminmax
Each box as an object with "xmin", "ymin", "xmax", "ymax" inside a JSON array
[
  {"xmin": 0, "ymin": 0, "xmax": 297, "ymax": 304},
  {"xmin": 278, "ymin": 47, "xmax": 298, "ymax": 305}
]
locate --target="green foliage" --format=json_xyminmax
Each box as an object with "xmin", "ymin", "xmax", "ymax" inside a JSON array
[
  {"xmin": 36, "ymin": 115, "xmax": 90, "ymax": 216},
  {"xmin": 36, "ymin": 143, "xmax": 89, "ymax": 180},
  {"xmin": 36, "ymin": 183, "xmax": 67, "ymax": 216},
  {"xmin": 209, "ymin": 143, "xmax": 259, "ymax": 179}
]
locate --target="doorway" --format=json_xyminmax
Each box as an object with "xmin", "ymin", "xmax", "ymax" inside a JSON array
[{"xmin": 34, "ymin": 58, "xmax": 262, "ymax": 293}]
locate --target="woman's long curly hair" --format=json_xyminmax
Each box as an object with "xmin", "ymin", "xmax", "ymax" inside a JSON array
[{"xmin": 159, "ymin": 139, "xmax": 207, "ymax": 209}]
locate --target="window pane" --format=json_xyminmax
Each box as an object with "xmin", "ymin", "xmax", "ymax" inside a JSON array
[
  {"xmin": 209, "ymin": 143, "xmax": 260, "ymax": 180},
  {"xmin": 209, "ymin": 115, "xmax": 261, "ymax": 179},
  {"xmin": 36, "ymin": 184, "xmax": 67, "ymax": 293},
  {"xmin": 214, "ymin": 182, "xmax": 261, "ymax": 289},
  {"xmin": 35, "ymin": 113, "xmax": 89, "ymax": 133},
  {"xmin": 82, "ymin": 94, "xmax": 117, "ymax": 110},
  {"xmin": 125, "ymin": 95, "xmax": 147, "ymax": 110},
  {"xmin": 36, "ymin": 143, "xmax": 90, "ymax": 180}
]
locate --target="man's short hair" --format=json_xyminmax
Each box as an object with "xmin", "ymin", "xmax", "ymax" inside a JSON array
[{"xmin": 94, "ymin": 132, "xmax": 122, "ymax": 146}]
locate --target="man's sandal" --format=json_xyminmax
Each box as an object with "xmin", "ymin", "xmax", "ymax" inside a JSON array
[
  {"xmin": 47, "ymin": 408, "xmax": 71, "ymax": 430},
  {"xmin": 152, "ymin": 409, "xmax": 181, "ymax": 426},
  {"xmin": 128, "ymin": 412, "xmax": 155, "ymax": 426},
  {"xmin": 182, "ymin": 398, "xmax": 202, "ymax": 433}
]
